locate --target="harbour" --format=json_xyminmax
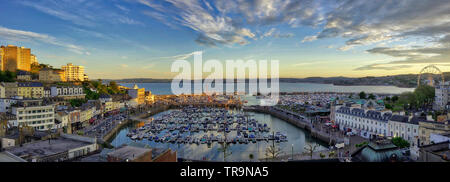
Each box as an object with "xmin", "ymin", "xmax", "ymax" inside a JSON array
[{"xmin": 110, "ymin": 107, "xmax": 328, "ymax": 162}]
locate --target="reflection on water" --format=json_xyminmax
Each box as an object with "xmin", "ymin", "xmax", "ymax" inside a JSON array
[{"xmin": 110, "ymin": 110, "xmax": 327, "ymax": 161}]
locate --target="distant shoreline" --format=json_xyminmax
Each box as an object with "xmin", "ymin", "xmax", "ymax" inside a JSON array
[{"xmin": 110, "ymin": 80, "xmax": 416, "ymax": 89}]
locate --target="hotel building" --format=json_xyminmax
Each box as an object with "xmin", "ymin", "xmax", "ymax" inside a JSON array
[{"xmin": 11, "ymin": 99, "xmax": 55, "ymax": 131}]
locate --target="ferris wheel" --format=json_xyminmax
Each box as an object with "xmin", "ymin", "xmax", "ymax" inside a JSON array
[{"xmin": 417, "ymin": 65, "xmax": 445, "ymax": 87}]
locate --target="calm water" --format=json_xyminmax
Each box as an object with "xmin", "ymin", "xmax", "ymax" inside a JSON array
[
  {"xmin": 110, "ymin": 110, "xmax": 328, "ymax": 161},
  {"xmin": 120, "ymin": 82, "xmax": 414, "ymax": 95}
]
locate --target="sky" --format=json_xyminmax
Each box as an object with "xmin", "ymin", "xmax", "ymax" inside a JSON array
[{"xmin": 0, "ymin": 0, "xmax": 449, "ymax": 79}]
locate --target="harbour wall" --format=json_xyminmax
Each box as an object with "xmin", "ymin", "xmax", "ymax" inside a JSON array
[{"xmin": 244, "ymin": 106, "xmax": 338, "ymax": 146}]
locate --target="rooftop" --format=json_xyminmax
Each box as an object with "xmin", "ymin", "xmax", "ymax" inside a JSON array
[
  {"xmin": 0, "ymin": 152, "xmax": 27, "ymax": 162},
  {"xmin": 107, "ymin": 145, "xmax": 151, "ymax": 161},
  {"xmin": 18, "ymin": 82, "xmax": 43, "ymax": 87},
  {"xmin": 6, "ymin": 135, "xmax": 94, "ymax": 159}
]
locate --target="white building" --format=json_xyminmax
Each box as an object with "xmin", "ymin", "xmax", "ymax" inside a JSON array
[
  {"xmin": 50, "ymin": 86, "xmax": 85, "ymax": 99},
  {"xmin": 430, "ymin": 133, "xmax": 450, "ymax": 144},
  {"xmin": 11, "ymin": 100, "xmax": 55, "ymax": 131},
  {"xmin": 388, "ymin": 115, "xmax": 420, "ymax": 159},
  {"xmin": 334, "ymin": 106, "xmax": 391, "ymax": 139},
  {"xmin": 55, "ymin": 111, "xmax": 69, "ymax": 129},
  {"xmin": 388, "ymin": 115, "xmax": 420, "ymax": 145},
  {"xmin": 434, "ymin": 82, "xmax": 450, "ymax": 110},
  {"xmin": 61, "ymin": 63, "xmax": 85, "ymax": 82},
  {"xmin": 0, "ymin": 98, "xmax": 19, "ymax": 113}
]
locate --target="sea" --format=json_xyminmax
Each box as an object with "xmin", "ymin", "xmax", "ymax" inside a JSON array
[{"xmin": 119, "ymin": 82, "xmax": 414, "ymax": 95}]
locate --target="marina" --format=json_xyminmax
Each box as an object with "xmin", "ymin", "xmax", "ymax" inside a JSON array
[
  {"xmin": 126, "ymin": 107, "xmax": 287, "ymax": 145},
  {"xmin": 110, "ymin": 107, "xmax": 327, "ymax": 161}
]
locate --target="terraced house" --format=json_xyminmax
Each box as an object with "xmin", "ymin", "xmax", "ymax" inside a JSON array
[
  {"xmin": 50, "ymin": 86, "xmax": 85, "ymax": 100},
  {"xmin": 17, "ymin": 82, "xmax": 44, "ymax": 98},
  {"xmin": 334, "ymin": 106, "xmax": 391, "ymax": 139}
]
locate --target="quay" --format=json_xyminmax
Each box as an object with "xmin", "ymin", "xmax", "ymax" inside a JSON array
[{"xmin": 244, "ymin": 106, "xmax": 341, "ymax": 146}]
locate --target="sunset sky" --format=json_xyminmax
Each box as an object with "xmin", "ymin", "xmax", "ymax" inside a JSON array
[{"xmin": 1, "ymin": 0, "xmax": 449, "ymax": 79}]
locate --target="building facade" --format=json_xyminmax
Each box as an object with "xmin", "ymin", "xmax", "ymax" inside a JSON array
[
  {"xmin": 419, "ymin": 120, "xmax": 450, "ymax": 145},
  {"xmin": 434, "ymin": 82, "xmax": 450, "ymax": 111},
  {"xmin": 61, "ymin": 63, "xmax": 85, "ymax": 82},
  {"xmin": 334, "ymin": 106, "xmax": 391, "ymax": 138},
  {"xmin": 128, "ymin": 84, "xmax": 145, "ymax": 105},
  {"xmin": 0, "ymin": 45, "xmax": 31, "ymax": 72},
  {"xmin": 30, "ymin": 54, "xmax": 38, "ymax": 65},
  {"xmin": 2, "ymin": 82, "xmax": 17, "ymax": 98},
  {"xmin": 388, "ymin": 115, "xmax": 420, "ymax": 146},
  {"xmin": 50, "ymin": 86, "xmax": 85, "ymax": 100},
  {"xmin": 17, "ymin": 82, "xmax": 44, "ymax": 98},
  {"xmin": 39, "ymin": 68, "xmax": 66, "ymax": 83},
  {"xmin": 11, "ymin": 100, "xmax": 55, "ymax": 131}
]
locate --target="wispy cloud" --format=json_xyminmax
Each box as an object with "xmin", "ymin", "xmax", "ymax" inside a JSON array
[
  {"xmin": 19, "ymin": 0, "xmax": 142, "ymax": 26},
  {"xmin": 0, "ymin": 26, "xmax": 88, "ymax": 55}
]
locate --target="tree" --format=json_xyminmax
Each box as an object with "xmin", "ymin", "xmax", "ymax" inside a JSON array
[
  {"xmin": 413, "ymin": 85, "xmax": 435, "ymax": 108},
  {"xmin": 368, "ymin": 94, "xmax": 376, "ymax": 100},
  {"xmin": 69, "ymin": 99, "xmax": 86, "ymax": 107},
  {"xmin": 265, "ymin": 136, "xmax": 283, "ymax": 160},
  {"xmin": 304, "ymin": 143, "xmax": 318, "ymax": 159},
  {"xmin": 109, "ymin": 81, "xmax": 120, "ymax": 93},
  {"xmin": 359, "ymin": 92, "xmax": 367, "ymax": 99},
  {"xmin": 392, "ymin": 137, "xmax": 410, "ymax": 148},
  {"xmin": 392, "ymin": 95, "xmax": 399, "ymax": 103}
]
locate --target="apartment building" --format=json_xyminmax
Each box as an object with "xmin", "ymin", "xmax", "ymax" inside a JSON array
[
  {"xmin": 61, "ymin": 63, "xmax": 85, "ymax": 82},
  {"xmin": 11, "ymin": 99, "xmax": 55, "ymax": 131},
  {"xmin": 0, "ymin": 45, "xmax": 31, "ymax": 72}
]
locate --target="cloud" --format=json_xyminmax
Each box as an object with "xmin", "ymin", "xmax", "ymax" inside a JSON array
[
  {"xmin": 307, "ymin": 0, "xmax": 450, "ymax": 48},
  {"xmin": 354, "ymin": 63, "xmax": 413, "ymax": 71},
  {"xmin": 302, "ymin": 35, "xmax": 317, "ymax": 43},
  {"xmin": 261, "ymin": 28, "xmax": 294, "ymax": 39},
  {"xmin": 0, "ymin": 26, "xmax": 88, "ymax": 55},
  {"xmin": 135, "ymin": 0, "xmax": 321, "ymax": 46},
  {"xmin": 19, "ymin": 0, "xmax": 142, "ymax": 26},
  {"xmin": 356, "ymin": 35, "xmax": 450, "ymax": 70}
]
